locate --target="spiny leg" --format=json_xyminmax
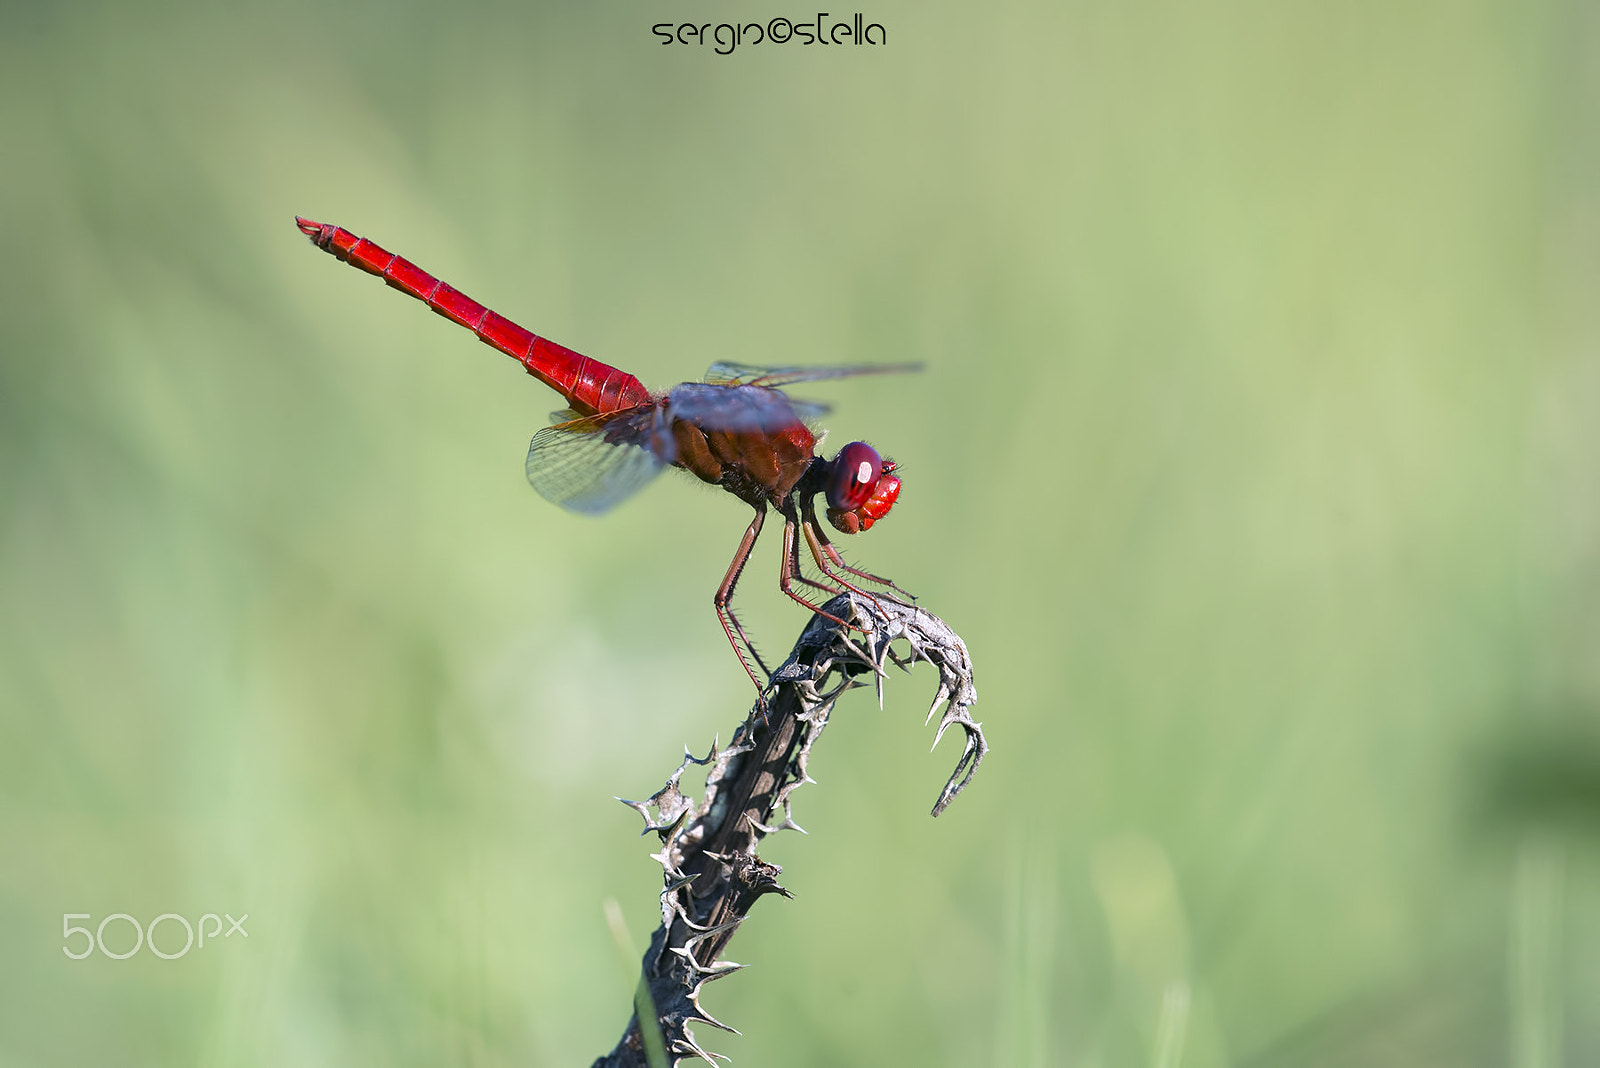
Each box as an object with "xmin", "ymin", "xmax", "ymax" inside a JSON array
[
  {"xmin": 798, "ymin": 518, "xmax": 892, "ymax": 621},
  {"xmin": 783, "ymin": 511, "xmax": 888, "ymax": 621},
  {"xmin": 777, "ymin": 505, "xmax": 859, "ymax": 631},
  {"xmin": 715, "ymin": 508, "xmax": 772, "ymax": 698},
  {"xmin": 800, "ymin": 497, "xmax": 916, "ymax": 601},
  {"xmin": 794, "ymin": 503, "xmax": 913, "ymax": 627},
  {"xmin": 785, "ymin": 504, "xmax": 842, "ymax": 598}
]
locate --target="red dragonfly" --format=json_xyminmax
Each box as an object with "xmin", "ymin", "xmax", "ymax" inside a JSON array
[{"xmin": 296, "ymin": 218, "xmax": 915, "ymax": 698}]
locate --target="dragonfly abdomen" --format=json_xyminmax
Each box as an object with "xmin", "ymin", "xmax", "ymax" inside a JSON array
[{"xmin": 296, "ymin": 218, "xmax": 651, "ymax": 415}]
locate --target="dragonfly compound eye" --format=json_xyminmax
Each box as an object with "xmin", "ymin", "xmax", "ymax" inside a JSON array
[{"xmin": 826, "ymin": 441, "xmax": 883, "ymax": 512}]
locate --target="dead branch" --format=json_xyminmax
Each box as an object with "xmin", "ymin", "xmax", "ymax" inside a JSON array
[{"xmin": 592, "ymin": 593, "xmax": 986, "ymax": 1066}]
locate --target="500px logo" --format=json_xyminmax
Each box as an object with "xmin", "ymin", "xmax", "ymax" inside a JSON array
[
  {"xmin": 62, "ymin": 912, "xmax": 248, "ymax": 960},
  {"xmin": 652, "ymin": 13, "xmax": 886, "ymax": 55}
]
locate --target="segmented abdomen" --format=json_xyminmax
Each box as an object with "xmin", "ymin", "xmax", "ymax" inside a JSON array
[{"xmin": 297, "ymin": 219, "xmax": 651, "ymax": 415}]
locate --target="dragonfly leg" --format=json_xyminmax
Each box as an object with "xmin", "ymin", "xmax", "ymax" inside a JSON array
[
  {"xmin": 800, "ymin": 521, "xmax": 890, "ymax": 620},
  {"xmin": 785, "ymin": 505, "xmax": 844, "ymax": 598},
  {"xmin": 777, "ymin": 507, "xmax": 859, "ymax": 631},
  {"xmin": 799, "ymin": 499, "xmax": 915, "ymax": 603},
  {"xmin": 715, "ymin": 508, "xmax": 773, "ymax": 697}
]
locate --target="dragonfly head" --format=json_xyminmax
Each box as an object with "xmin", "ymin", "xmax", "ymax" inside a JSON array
[{"xmin": 824, "ymin": 442, "xmax": 901, "ymax": 534}]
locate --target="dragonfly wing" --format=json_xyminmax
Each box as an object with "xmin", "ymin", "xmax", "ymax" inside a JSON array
[
  {"xmin": 703, "ymin": 361, "xmax": 773, "ymax": 386},
  {"xmin": 667, "ymin": 382, "xmax": 829, "ymax": 432},
  {"xmin": 781, "ymin": 397, "xmax": 830, "ymax": 423},
  {"xmin": 704, "ymin": 359, "xmax": 924, "ymax": 389},
  {"xmin": 525, "ymin": 406, "xmax": 669, "ymax": 515}
]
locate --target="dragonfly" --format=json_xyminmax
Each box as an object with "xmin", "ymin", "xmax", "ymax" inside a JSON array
[{"xmin": 295, "ymin": 218, "xmax": 917, "ymax": 699}]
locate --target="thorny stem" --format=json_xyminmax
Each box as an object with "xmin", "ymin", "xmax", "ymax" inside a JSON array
[{"xmin": 593, "ymin": 593, "xmax": 987, "ymax": 1066}]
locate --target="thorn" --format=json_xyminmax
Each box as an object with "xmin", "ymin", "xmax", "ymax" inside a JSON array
[
  {"xmin": 685, "ymin": 994, "xmax": 744, "ymax": 1033},
  {"xmin": 698, "ymin": 850, "xmax": 737, "ymax": 876},
  {"xmin": 668, "ymin": 1028, "xmax": 731, "ymax": 1065},
  {"xmin": 680, "ymin": 913, "xmax": 743, "ymax": 938},
  {"xmin": 690, "ymin": 958, "xmax": 747, "ymax": 981}
]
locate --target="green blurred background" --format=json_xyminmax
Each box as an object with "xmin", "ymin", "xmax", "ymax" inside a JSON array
[{"xmin": 3, "ymin": 0, "xmax": 1598, "ymax": 1064}]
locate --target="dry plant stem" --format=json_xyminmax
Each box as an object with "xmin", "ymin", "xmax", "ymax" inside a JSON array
[{"xmin": 593, "ymin": 593, "xmax": 986, "ymax": 1066}]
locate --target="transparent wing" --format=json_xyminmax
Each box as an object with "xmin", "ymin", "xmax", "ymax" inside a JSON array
[
  {"xmin": 667, "ymin": 381, "xmax": 829, "ymax": 430},
  {"xmin": 704, "ymin": 360, "xmax": 924, "ymax": 389},
  {"xmin": 525, "ymin": 406, "xmax": 670, "ymax": 515}
]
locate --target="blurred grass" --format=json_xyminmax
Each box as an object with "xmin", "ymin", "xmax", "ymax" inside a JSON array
[{"xmin": 3, "ymin": 0, "xmax": 1599, "ymax": 1064}]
